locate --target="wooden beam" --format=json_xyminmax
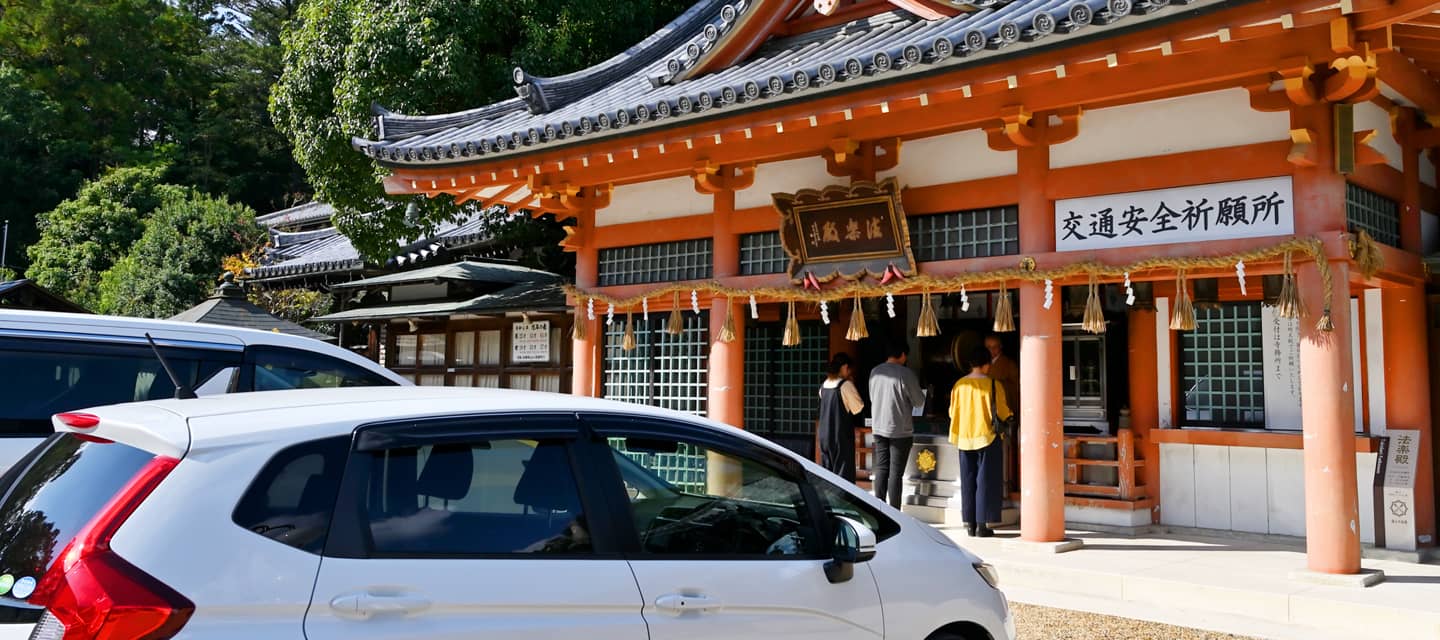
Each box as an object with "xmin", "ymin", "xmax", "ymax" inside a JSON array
[
  {"xmin": 1393, "ymin": 23, "xmax": 1440, "ymax": 41},
  {"xmin": 1378, "ymin": 50, "xmax": 1440, "ymax": 115},
  {"xmin": 1354, "ymin": 0, "xmax": 1440, "ymax": 31}
]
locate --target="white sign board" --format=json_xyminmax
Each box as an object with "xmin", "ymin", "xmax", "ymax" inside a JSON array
[
  {"xmin": 1055, "ymin": 176, "xmax": 1295, "ymax": 251},
  {"xmin": 511, "ymin": 321, "xmax": 551, "ymax": 363},
  {"xmin": 1382, "ymin": 429, "xmax": 1421, "ymax": 551},
  {"xmin": 1261, "ymin": 306, "xmax": 1302, "ymax": 430}
]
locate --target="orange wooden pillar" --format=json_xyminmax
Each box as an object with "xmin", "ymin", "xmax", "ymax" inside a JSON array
[
  {"xmin": 1016, "ymin": 115, "xmax": 1066, "ymax": 543},
  {"xmin": 1128, "ymin": 308, "xmax": 1161, "ymax": 520},
  {"xmin": 1383, "ymin": 284, "xmax": 1436, "ymax": 547},
  {"xmin": 1298, "ymin": 261, "xmax": 1360, "ymax": 573},
  {"xmin": 572, "ymin": 210, "xmax": 601, "ymax": 398},
  {"xmin": 708, "ymin": 188, "xmax": 745, "ymax": 428}
]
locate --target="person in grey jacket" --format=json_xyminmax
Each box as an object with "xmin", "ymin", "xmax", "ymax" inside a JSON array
[{"xmin": 868, "ymin": 341, "xmax": 926, "ymax": 508}]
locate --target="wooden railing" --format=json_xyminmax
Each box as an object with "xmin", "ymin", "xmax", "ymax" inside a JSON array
[{"xmin": 1064, "ymin": 428, "xmax": 1146, "ymax": 501}]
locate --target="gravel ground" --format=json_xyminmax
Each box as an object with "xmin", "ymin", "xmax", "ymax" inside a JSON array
[{"xmin": 1012, "ymin": 603, "xmax": 1261, "ymax": 640}]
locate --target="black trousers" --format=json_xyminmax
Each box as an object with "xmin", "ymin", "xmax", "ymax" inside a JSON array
[
  {"xmin": 872, "ymin": 435, "xmax": 913, "ymax": 508},
  {"xmin": 959, "ymin": 437, "xmax": 1004, "ymax": 526}
]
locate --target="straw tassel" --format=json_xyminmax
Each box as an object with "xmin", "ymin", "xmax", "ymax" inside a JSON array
[
  {"xmin": 917, "ymin": 288, "xmax": 940, "ymax": 337},
  {"xmin": 1351, "ymin": 229, "xmax": 1384, "ymax": 280},
  {"xmin": 716, "ymin": 297, "xmax": 737, "ymax": 344},
  {"xmin": 993, "ymin": 283, "xmax": 1016, "ymax": 333},
  {"xmin": 573, "ymin": 305, "xmax": 586, "ymax": 340},
  {"xmin": 622, "ymin": 310, "xmax": 637, "ymax": 351},
  {"xmin": 1082, "ymin": 275, "xmax": 1106, "ymax": 334},
  {"xmin": 846, "ymin": 293, "xmax": 868, "ymax": 341},
  {"xmin": 1169, "ymin": 269, "xmax": 1196, "ymax": 331},
  {"xmin": 782, "ymin": 300, "xmax": 801, "ymax": 347},
  {"xmin": 667, "ymin": 291, "xmax": 683, "ymax": 335},
  {"xmin": 1275, "ymin": 252, "xmax": 1304, "ymax": 320}
]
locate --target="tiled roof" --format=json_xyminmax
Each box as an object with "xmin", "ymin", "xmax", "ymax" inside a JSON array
[
  {"xmin": 247, "ymin": 208, "xmax": 502, "ymax": 282},
  {"xmin": 255, "ymin": 201, "xmax": 335, "ymax": 229},
  {"xmin": 310, "ymin": 281, "xmax": 568, "ymax": 322},
  {"xmin": 331, "ymin": 260, "xmax": 562, "ymax": 290},
  {"xmin": 355, "ymin": 0, "xmax": 1202, "ymax": 166},
  {"xmin": 170, "ymin": 277, "xmax": 335, "ymax": 341}
]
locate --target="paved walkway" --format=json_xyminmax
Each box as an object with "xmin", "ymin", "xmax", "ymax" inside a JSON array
[{"xmin": 941, "ymin": 526, "xmax": 1440, "ymax": 640}]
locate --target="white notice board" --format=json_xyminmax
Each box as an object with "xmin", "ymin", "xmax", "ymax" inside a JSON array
[
  {"xmin": 1382, "ymin": 430, "xmax": 1421, "ymax": 551},
  {"xmin": 511, "ymin": 321, "xmax": 551, "ymax": 363}
]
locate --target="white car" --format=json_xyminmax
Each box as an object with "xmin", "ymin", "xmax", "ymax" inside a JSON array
[
  {"xmin": 0, "ymin": 309, "xmax": 408, "ymax": 471},
  {"xmin": 0, "ymin": 387, "xmax": 1013, "ymax": 640}
]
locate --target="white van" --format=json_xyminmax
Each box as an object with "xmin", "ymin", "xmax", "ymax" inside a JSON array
[{"xmin": 0, "ymin": 309, "xmax": 408, "ymax": 470}]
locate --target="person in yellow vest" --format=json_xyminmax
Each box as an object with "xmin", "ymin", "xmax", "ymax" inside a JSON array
[{"xmin": 949, "ymin": 346, "xmax": 1013, "ymax": 537}]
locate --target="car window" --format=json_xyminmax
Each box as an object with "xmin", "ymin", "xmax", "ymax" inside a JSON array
[
  {"xmin": 0, "ymin": 435, "xmax": 155, "ymax": 597},
  {"xmin": 0, "ymin": 338, "xmax": 235, "ymax": 436},
  {"xmin": 194, "ymin": 366, "xmax": 237, "ymax": 396},
  {"xmin": 233, "ymin": 436, "xmax": 349, "ymax": 554},
  {"xmin": 607, "ymin": 436, "xmax": 821, "ymax": 558},
  {"xmin": 809, "ymin": 473, "xmax": 901, "ymax": 542},
  {"xmin": 249, "ymin": 346, "xmax": 395, "ymax": 391},
  {"xmin": 359, "ymin": 439, "xmax": 591, "ymax": 556}
]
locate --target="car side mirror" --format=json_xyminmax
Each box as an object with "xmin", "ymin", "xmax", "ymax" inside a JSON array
[{"xmin": 825, "ymin": 515, "xmax": 877, "ymax": 584}]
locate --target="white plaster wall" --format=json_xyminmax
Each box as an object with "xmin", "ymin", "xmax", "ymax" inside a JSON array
[
  {"xmin": 1051, "ymin": 89, "xmax": 1291, "ymax": 169},
  {"xmin": 1355, "ymin": 101, "xmax": 1403, "ymax": 172},
  {"xmin": 1162, "ymin": 444, "xmax": 1377, "ymax": 543},
  {"xmin": 598, "ymin": 175, "xmax": 712, "ymax": 226},
  {"xmin": 1423, "ymin": 151, "xmax": 1437, "ymax": 188},
  {"xmin": 735, "ymin": 157, "xmax": 834, "ymax": 210},
  {"xmin": 877, "ymin": 130, "xmax": 1016, "ymax": 188},
  {"xmin": 1363, "ymin": 289, "xmax": 1387, "ymax": 437},
  {"xmin": 1351, "ymin": 297, "xmax": 1365, "ymax": 434}
]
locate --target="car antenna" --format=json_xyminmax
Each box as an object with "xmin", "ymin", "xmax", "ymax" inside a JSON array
[{"xmin": 145, "ymin": 333, "xmax": 197, "ymax": 400}]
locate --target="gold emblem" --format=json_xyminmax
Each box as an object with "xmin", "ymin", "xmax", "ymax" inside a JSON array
[{"xmin": 916, "ymin": 448, "xmax": 937, "ymax": 474}]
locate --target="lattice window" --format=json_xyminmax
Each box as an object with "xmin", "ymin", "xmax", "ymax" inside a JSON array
[
  {"xmin": 602, "ymin": 314, "xmax": 709, "ymax": 416},
  {"xmin": 598, "ymin": 239, "xmax": 714, "ymax": 286},
  {"xmin": 740, "ymin": 231, "xmax": 787, "ymax": 275},
  {"xmin": 744, "ymin": 321, "xmax": 828, "ymax": 436},
  {"xmin": 610, "ymin": 439, "xmax": 708, "ymax": 494},
  {"xmin": 1179, "ymin": 303, "xmax": 1265, "ymax": 427},
  {"xmin": 1346, "ymin": 183, "xmax": 1400, "ymax": 247},
  {"xmin": 908, "ymin": 206, "xmax": 1020, "ymax": 261}
]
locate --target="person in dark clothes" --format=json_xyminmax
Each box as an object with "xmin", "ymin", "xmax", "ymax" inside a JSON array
[
  {"xmin": 868, "ymin": 341, "xmax": 925, "ymax": 508},
  {"xmin": 948, "ymin": 347, "xmax": 1013, "ymax": 537},
  {"xmin": 818, "ymin": 353, "xmax": 864, "ymax": 482}
]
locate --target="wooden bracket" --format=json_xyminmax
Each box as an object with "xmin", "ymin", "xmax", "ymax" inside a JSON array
[
  {"xmin": 1248, "ymin": 84, "xmax": 1293, "ymax": 113},
  {"xmin": 1353, "ymin": 129, "xmax": 1386, "ymax": 166},
  {"xmin": 1288, "ymin": 128, "xmax": 1319, "ymax": 166},
  {"xmin": 824, "ymin": 138, "xmax": 862, "ymax": 176},
  {"xmin": 824, "ymin": 138, "xmax": 899, "ymax": 177},
  {"xmin": 984, "ymin": 106, "xmax": 1080, "ymax": 150},
  {"xmin": 1279, "ymin": 58, "xmax": 1320, "ymax": 106},
  {"xmin": 693, "ymin": 161, "xmax": 756, "ymax": 193},
  {"xmin": 1324, "ymin": 53, "xmax": 1379, "ymax": 103}
]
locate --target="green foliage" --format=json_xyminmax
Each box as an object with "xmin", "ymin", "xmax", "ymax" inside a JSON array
[
  {"xmin": 0, "ymin": 63, "xmax": 86, "ymax": 269},
  {"xmin": 248, "ymin": 287, "xmax": 332, "ymax": 325},
  {"xmin": 271, "ymin": 0, "xmax": 688, "ymax": 263},
  {"xmin": 98, "ymin": 191, "xmax": 263, "ymax": 318},
  {"xmin": 26, "ymin": 166, "xmax": 184, "ymax": 310}
]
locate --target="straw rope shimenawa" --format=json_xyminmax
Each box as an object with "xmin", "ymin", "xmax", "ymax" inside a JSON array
[{"xmin": 567, "ymin": 236, "xmax": 1340, "ymax": 340}]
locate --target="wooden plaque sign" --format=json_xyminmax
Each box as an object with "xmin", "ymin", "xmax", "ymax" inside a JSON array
[{"xmin": 773, "ymin": 178, "xmax": 917, "ymax": 284}]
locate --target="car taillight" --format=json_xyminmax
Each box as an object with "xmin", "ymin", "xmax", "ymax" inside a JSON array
[
  {"xmin": 27, "ymin": 456, "xmax": 192, "ymax": 640},
  {"xmin": 54, "ymin": 413, "xmax": 100, "ymax": 429}
]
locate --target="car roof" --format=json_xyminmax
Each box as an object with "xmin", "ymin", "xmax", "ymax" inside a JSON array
[
  {"xmin": 0, "ymin": 308, "xmax": 407, "ymax": 384},
  {"xmin": 70, "ymin": 387, "xmax": 780, "ymax": 459}
]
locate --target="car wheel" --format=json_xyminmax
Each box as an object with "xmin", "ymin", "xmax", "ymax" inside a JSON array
[{"xmin": 926, "ymin": 626, "xmax": 990, "ymax": 640}]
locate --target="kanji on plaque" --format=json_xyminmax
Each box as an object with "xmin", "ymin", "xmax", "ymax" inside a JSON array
[
  {"xmin": 775, "ymin": 178, "xmax": 917, "ymax": 284},
  {"xmin": 1054, "ymin": 177, "xmax": 1295, "ymax": 252}
]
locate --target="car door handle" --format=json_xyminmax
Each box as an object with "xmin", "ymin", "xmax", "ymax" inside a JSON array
[
  {"xmin": 654, "ymin": 593, "xmax": 722, "ymax": 614},
  {"xmin": 329, "ymin": 592, "xmax": 432, "ymax": 620}
]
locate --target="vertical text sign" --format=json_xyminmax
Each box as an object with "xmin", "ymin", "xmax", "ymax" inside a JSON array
[
  {"xmin": 1382, "ymin": 429, "xmax": 1421, "ymax": 551},
  {"xmin": 511, "ymin": 321, "xmax": 552, "ymax": 363},
  {"xmin": 1054, "ymin": 176, "xmax": 1295, "ymax": 251}
]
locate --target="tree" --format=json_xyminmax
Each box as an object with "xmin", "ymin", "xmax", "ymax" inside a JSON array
[
  {"xmin": 26, "ymin": 166, "xmax": 184, "ymax": 311},
  {"xmin": 98, "ymin": 191, "xmax": 263, "ymax": 318},
  {"xmin": 0, "ymin": 64, "xmax": 86, "ymax": 273},
  {"xmin": 271, "ymin": 0, "xmax": 689, "ymax": 262}
]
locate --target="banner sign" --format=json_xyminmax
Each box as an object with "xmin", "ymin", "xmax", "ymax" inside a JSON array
[
  {"xmin": 511, "ymin": 321, "xmax": 551, "ymax": 363},
  {"xmin": 1055, "ymin": 176, "xmax": 1295, "ymax": 252},
  {"xmin": 774, "ymin": 178, "xmax": 917, "ymax": 284}
]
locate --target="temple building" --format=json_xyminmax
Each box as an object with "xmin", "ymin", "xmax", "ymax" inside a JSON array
[{"xmin": 350, "ymin": 0, "xmax": 1440, "ymax": 575}]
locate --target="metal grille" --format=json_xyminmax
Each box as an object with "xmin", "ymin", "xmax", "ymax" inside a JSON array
[
  {"xmin": 1179, "ymin": 303, "xmax": 1265, "ymax": 427},
  {"xmin": 744, "ymin": 321, "xmax": 828, "ymax": 436},
  {"xmin": 908, "ymin": 206, "xmax": 1020, "ymax": 261},
  {"xmin": 739, "ymin": 232, "xmax": 787, "ymax": 275},
  {"xmin": 610, "ymin": 439, "xmax": 707, "ymax": 494},
  {"xmin": 602, "ymin": 313, "xmax": 709, "ymax": 415},
  {"xmin": 598, "ymin": 239, "xmax": 713, "ymax": 286},
  {"xmin": 1345, "ymin": 183, "xmax": 1400, "ymax": 247}
]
